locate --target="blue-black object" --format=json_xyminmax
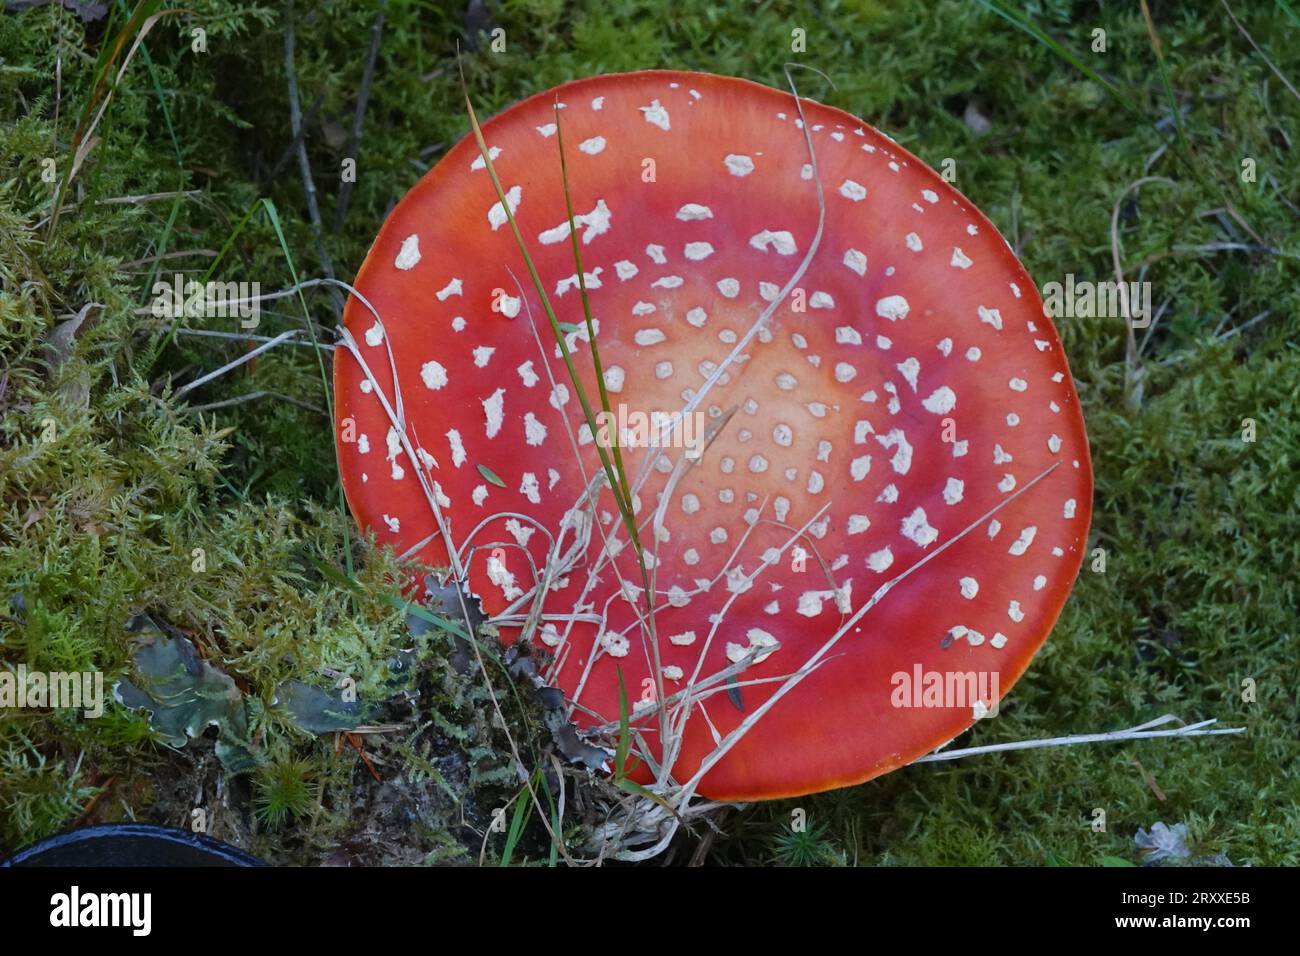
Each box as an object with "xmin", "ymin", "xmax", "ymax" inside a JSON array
[{"xmin": 1, "ymin": 823, "xmax": 264, "ymax": 867}]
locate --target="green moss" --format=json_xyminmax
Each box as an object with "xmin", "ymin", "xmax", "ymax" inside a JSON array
[{"xmin": 254, "ymin": 754, "xmax": 318, "ymax": 829}]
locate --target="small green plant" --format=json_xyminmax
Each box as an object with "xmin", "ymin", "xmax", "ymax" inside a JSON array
[
  {"xmin": 769, "ymin": 820, "xmax": 838, "ymax": 867},
  {"xmin": 253, "ymin": 755, "xmax": 318, "ymax": 829},
  {"xmin": 0, "ymin": 745, "xmax": 99, "ymax": 849}
]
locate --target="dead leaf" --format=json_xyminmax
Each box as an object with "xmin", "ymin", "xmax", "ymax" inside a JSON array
[
  {"xmin": 1134, "ymin": 821, "xmax": 1191, "ymax": 862},
  {"xmin": 549, "ymin": 721, "xmax": 610, "ymax": 772},
  {"xmin": 42, "ymin": 304, "xmax": 99, "ymax": 371},
  {"xmin": 320, "ymin": 116, "xmax": 348, "ymax": 150},
  {"xmin": 420, "ymin": 573, "xmax": 482, "ymax": 673},
  {"xmin": 1130, "ymin": 756, "xmax": 1167, "ymax": 801},
  {"xmin": 963, "ymin": 101, "xmax": 993, "ymax": 137}
]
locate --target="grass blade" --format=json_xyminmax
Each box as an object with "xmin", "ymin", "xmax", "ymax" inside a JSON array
[
  {"xmin": 553, "ymin": 105, "xmax": 634, "ymax": 519},
  {"xmin": 973, "ymin": 0, "xmax": 1139, "ymax": 114},
  {"xmin": 1139, "ymin": 1, "xmax": 1190, "ymax": 156},
  {"xmin": 499, "ymin": 770, "xmax": 538, "ymax": 866},
  {"xmin": 457, "ymin": 73, "xmax": 636, "ymax": 538},
  {"xmin": 614, "ymin": 667, "xmax": 631, "ymax": 780}
]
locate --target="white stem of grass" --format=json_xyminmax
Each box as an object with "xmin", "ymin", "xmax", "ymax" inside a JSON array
[{"xmin": 913, "ymin": 714, "xmax": 1245, "ymax": 763}]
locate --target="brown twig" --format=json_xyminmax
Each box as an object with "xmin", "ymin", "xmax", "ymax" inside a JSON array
[
  {"xmin": 284, "ymin": 5, "xmax": 343, "ymax": 318},
  {"xmin": 96, "ymin": 189, "xmax": 202, "ymax": 206},
  {"xmin": 1109, "ymin": 176, "xmax": 1174, "ymax": 409},
  {"xmin": 182, "ymin": 389, "xmax": 327, "ymax": 415},
  {"xmin": 345, "ymin": 733, "xmax": 382, "ymax": 783},
  {"xmin": 333, "ymin": 0, "xmax": 386, "ymax": 233},
  {"xmin": 267, "ymin": 93, "xmax": 324, "ymax": 181},
  {"xmin": 1222, "ymin": 0, "xmax": 1300, "ymax": 105},
  {"xmin": 73, "ymin": 776, "xmax": 115, "ymax": 827}
]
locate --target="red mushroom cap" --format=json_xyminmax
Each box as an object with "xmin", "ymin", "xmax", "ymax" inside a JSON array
[{"xmin": 334, "ymin": 70, "xmax": 1093, "ymax": 801}]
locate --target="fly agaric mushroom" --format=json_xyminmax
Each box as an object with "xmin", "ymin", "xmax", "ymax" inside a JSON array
[{"xmin": 334, "ymin": 70, "xmax": 1093, "ymax": 801}]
